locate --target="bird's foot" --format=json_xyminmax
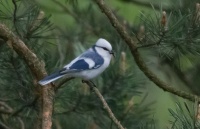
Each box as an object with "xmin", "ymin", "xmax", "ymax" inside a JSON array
[
  {"xmin": 89, "ymin": 81, "xmax": 96, "ymax": 87},
  {"xmin": 82, "ymin": 80, "xmax": 86, "ymax": 83},
  {"xmin": 82, "ymin": 80, "xmax": 96, "ymax": 92}
]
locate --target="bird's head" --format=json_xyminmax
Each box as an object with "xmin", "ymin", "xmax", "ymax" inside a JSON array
[{"xmin": 94, "ymin": 38, "xmax": 115, "ymax": 58}]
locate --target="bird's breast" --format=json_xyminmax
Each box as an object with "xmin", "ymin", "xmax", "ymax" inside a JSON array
[{"xmin": 78, "ymin": 58, "xmax": 111, "ymax": 80}]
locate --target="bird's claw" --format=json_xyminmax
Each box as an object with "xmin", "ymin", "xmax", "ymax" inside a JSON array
[
  {"xmin": 82, "ymin": 80, "xmax": 86, "ymax": 83},
  {"xmin": 81, "ymin": 80, "xmax": 96, "ymax": 92}
]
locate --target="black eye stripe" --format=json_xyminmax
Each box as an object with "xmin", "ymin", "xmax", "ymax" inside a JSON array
[
  {"xmin": 102, "ymin": 47, "xmax": 109, "ymax": 51},
  {"xmin": 95, "ymin": 45, "xmax": 109, "ymax": 51}
]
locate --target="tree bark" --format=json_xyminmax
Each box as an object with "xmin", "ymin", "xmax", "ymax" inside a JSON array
[{"xmin": 0, "ymin": 24, "xmax": 54, "ymax": 129}]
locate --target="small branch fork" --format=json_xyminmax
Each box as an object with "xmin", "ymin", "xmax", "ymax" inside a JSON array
[
  {"xmin": 93, "ymin": 0, "xmax": 200, "ymax": 102},
  {"xmin": 83, "ymin": 80, "xmax": 126, "ymax": 129}
]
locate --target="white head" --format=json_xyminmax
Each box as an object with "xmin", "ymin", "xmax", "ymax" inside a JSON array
[{"xmin": 94, "ymin": 38, "xmax": 114, "ymax": 58}]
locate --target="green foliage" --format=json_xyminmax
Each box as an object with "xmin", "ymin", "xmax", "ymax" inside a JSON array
[
  {"xmin": 134, "ymin": 1, "xmax": 200, "ymax": 97},
  {"xmin": 0, "ymin": 0, "xmax": 53, "ymax": 128},
  {"xmin": 0, "ymin": 0, "xmax": 154, "ymax": 129},
  {"xmin": 168, "ymin": 102, "xmax": 200, "ymax": 129},
  {"xmin": 138, "ymin": 7, "xmax": 200, "ymax": 59},
  {"xmin": 1, "ymin": 0, "xmax": 200, "ymax": 129}
]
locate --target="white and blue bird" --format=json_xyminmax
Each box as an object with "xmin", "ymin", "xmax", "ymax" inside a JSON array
[{"xmin": 38, "ymin": 38, "xmax": 114, "ymax": 86}]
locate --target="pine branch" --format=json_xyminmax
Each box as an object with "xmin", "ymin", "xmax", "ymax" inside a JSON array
[
  {"xmin": 0, "ymin": 24, "xmax": 54, "ymax": 129},
  {"xmin": 83, "ymin": 81, "xmax": 126, "ymax": 129},
  {"xmin": 93, "ymin": 0, "xmax": 200, "ymax": 102}
]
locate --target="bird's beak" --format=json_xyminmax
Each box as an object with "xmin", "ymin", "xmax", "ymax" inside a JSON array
[{"xmin": 110, "ymin": 50, "xmax": 115, "ymax": 58}]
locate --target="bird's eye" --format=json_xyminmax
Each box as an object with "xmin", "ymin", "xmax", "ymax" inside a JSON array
[{"xmin": 102, "ymin": 47, "xmax": 109, "ymax": 51}]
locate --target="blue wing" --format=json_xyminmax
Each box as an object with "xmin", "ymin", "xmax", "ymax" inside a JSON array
[
  {"xmin": 69, "ymin": 59, "xmax": 89, "ymax": 70},
  {"xmin": 61, "ymin": 48, "xmax": 104, "ymax": 73},
  {"xmin": 79, "ymin": 49, "xmax": 104, "ymax": 69}
]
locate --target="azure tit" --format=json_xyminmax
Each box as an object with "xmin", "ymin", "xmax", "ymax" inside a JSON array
[{"xmin": 38, "ymin": 38, "xmax": 114, "ymax": 85}]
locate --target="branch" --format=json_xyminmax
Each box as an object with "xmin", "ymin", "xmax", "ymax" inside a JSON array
[
  {"xmin": 0, "ymin": 24, "xmax": 54, "ymax": 129},
  {"xmin": 94, "ymin": 0, "xmax": 200, "ymax": 102},
  {"xmin": 84, "ymin": 81, "xmax": 126, "ymax": 129}
]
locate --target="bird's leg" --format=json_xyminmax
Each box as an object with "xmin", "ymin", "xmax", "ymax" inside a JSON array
[
  {"xmin": 89, "ymin": 80, "xmax": 96, "ymax": 87},
  {"xmin": 82, "ymin": 80, "xmax": 96, "ymax": 92},
  {"xmin": 82, "ymin": 80, "xmax": 86, "ymax": 84}
]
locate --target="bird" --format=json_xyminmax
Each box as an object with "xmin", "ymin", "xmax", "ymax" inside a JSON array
[{"xmin": 38, "ymin": 38, "xmax": 114, "ymax": 86}]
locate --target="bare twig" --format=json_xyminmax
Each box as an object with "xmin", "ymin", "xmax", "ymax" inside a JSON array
[
  {"xmin": 94, "ymin": 0, "xmax": 200, "ymax": 102},
  {"xmin": 0, "ymin": 24, "xmax": 54, "ymax": 129},
  {"xmin": 84, "ymin": 81, "xmax": 126, "ymax": 129}
]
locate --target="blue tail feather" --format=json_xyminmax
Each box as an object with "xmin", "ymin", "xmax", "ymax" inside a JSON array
[{"xmin": 38, "ymin": 72, "xmax": 64, "ymax": 86}]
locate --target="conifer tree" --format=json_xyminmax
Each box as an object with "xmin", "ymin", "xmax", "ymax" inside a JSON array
[{"xmin": 0, "ymin": 0, "xmax": 200, "ymax": 129}]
